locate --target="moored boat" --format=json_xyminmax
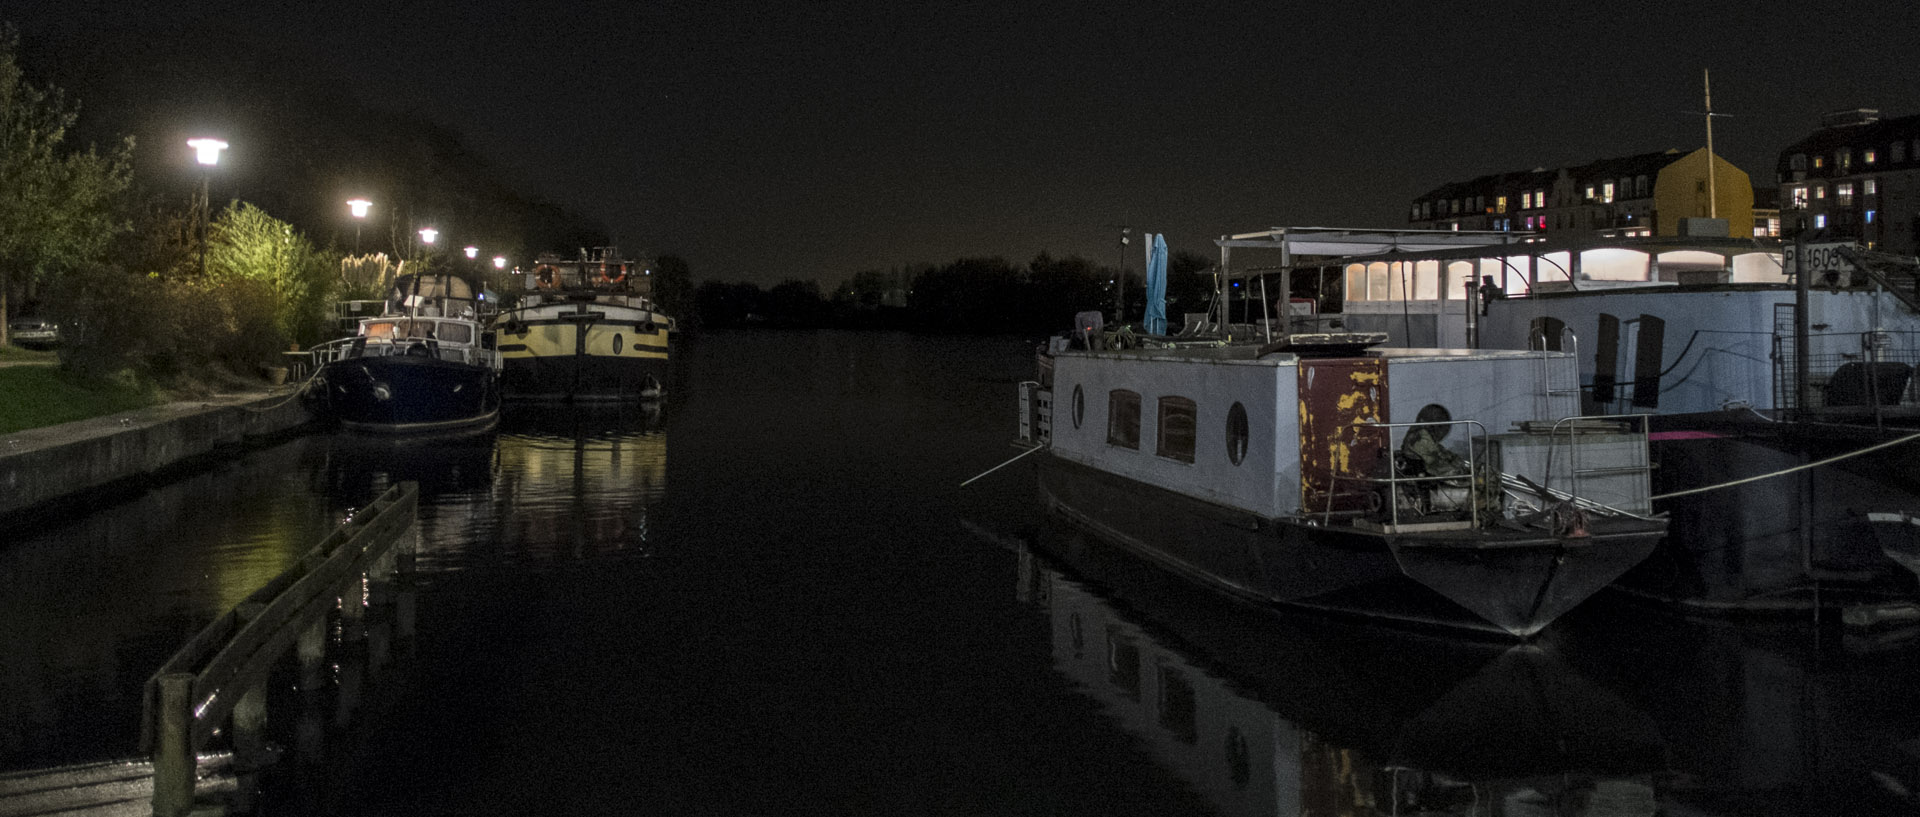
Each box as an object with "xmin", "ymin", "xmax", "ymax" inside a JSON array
[
  {"xmin": 310, "ymin": 273, "xmax": 501, "ymax": 434},
  {"xmin": 1276, "ymin": 227, "xmax": 1920, "ymax": 620},
  {"xmin": 1019, "ymin": 327, "xmax": 1668, "ymax": 638},
  {"xmin": 493, "ymin": 248, "xmax": 675, "ymax": 402}
]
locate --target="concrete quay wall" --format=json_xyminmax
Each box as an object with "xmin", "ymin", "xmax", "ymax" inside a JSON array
[{"xmin": 0, "ymin": 392, "xmax": 315, "ymax": 523}]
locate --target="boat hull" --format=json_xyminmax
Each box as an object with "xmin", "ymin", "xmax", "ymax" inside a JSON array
[
  {"xmin": 317, "ymin": 355, "xmax": 501, "ymax": 434},
  {"xmin": 496, "ymin": 308, "xmax": 670, "ymax": 402},
  {"xmin": 1620, "ymin": 412, "xmax": 1920, "ymax": 617},
  {"xmin": 1039, "ymin": 454, "xmax": 1664, "ymax": 638}
]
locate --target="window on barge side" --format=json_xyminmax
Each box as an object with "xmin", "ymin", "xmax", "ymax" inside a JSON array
[
  {"xmin": 1107, "ymin": 390, "xmax": 1141, "ymax": 449},
  {"xmin": 1156, "ymin": 396, "xmax": 1197, "ymax": 463}
]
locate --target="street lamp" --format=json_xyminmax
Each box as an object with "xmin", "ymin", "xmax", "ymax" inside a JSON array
[
  {"xmin": 463, "ymin": 246, "xmax": 479, "ymax": 259},
  {"xmin": 187, "ymin": 138, "xmax": 228, "ymax": 276},
  {"xmin": 347, "ymin": 198, "xmax": 371, "ymax": 254},
  {"xmin": 492, "ymin": 256, "xmax": 507, "ymax": 270},
  {"xmin": 418, "ymin": 227, "xmax": 437, "ymax": 245}
]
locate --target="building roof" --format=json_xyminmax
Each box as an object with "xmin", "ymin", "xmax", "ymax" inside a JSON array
[
  {"xmin": 1776, "ymin": 111, "xmax": 1920, "ymax": 176},
  {"xmin": 1414, "ymin": 149, "xmax": 1686, "ymax": 203}
]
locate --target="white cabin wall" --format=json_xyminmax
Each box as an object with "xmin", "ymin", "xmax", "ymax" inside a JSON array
[
  {"xmin": 1051, "ymin": 352, "xmax": 1294, "ymax": 518},
  {"xmin": 1380, "ymin": 352, "xmax": 1579, "ymax": 457}
]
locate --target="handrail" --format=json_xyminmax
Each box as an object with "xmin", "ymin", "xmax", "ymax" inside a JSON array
[
  {"xmin": 1359, "ymin": 418, "xmax": 1489, "ymax": 530},
  {"xmin": 1542, "ymin": 413, "xmax": 1652, "ymax": 512},
  {"xmin": 144, "ymin": 482, "xmax": 419, "ymax": 817}
]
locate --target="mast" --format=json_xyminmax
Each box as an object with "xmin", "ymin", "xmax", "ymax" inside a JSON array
[{"xmin": 1703, "ymin": 69, "xmax": 1717, "ymax": 219}]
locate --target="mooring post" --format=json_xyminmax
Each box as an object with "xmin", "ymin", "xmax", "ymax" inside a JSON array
[
  {"xmin": 232, "ymin": 603, "xmax": 270, "ymax": 771},
  {"xmin": 297, "ymin": 617, "xmax": 328, "ymax": 691},
  {"xmin": 339, "ymin": 573, "xmax": 368, "ymax": 642},
  {"xmin": 152, "ymin": 672, "xmax": 198, "ymax": 817}
]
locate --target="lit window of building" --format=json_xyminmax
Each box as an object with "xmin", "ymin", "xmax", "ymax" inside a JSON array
[
  {"xmin": 1496, "ymin": 195, "xmax": 1507, "ymax": 213},
  {"xmin": 1815, "ymin": 214, "xmax": 1828, "ymax": 228},
  {"xmin": 1790, "ymin": 186, "xmax": 1808, "ymax": 207},
  {"xmin": 1837, "ymin": 183, "xmax": 1854, "ymax": 205},
  {"xmin": 1814, "ymin": 155, "xmax": 1825, "ymax": 169},
  {"xmin": 1585, "ymin": 185, "xmax": 1595, "ymax": 201},
  {"xmin": 1814, "ymin": 185, "xmax": 1826, "ymax": 199},
  {"xmin": 1865, "ymin": 179, "xmax": 1878, "ymax": 195},
  {"xmin": 1866, "ymin": 148, "xmax": 1878, "ymax": 164},
  {"xmin": 1867, "ymin": 209, "xmax": 1877, "ymax": 224},
  {"xmin": 1602, "ymin": 181, "xmax": 1615, "ymax": 203},
  {"xmin": 1838, "ymin": 148, "xmax": 1852, "ymax": 170}
]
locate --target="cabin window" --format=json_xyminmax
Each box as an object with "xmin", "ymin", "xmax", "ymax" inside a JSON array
[
  {"xmin": 1071, "ymin": 385, "xmax": 1085, "ymax": 429},
  {"xmin": 1157, "ymin": 667, "xmax": 1198, "ymax": 745},
  {"xmin": 436, "ymin": 323, "xmax": 472, "ymax": 344},
  {"xmin": 1225, "ymin": 402, "xmax": 1249, "ymax": 466},
  {"xmin": 1156, "ymin": 396, "xmax": 1197, "ymax": 463},
  {"xmin": 1106, "ymin": 631, "xmax": 1141, "ymax": 700},
  {"xmin": 1226, "ymin": 728, "xmax": 1252, "ymax": 790},
  {"xmin": 1529, "ymin": 317, "xmax": 1566, "ymax": 351},
  {"xmin": 1107, "ymin": 390, "xmax": 1141, "ymax": 449}
]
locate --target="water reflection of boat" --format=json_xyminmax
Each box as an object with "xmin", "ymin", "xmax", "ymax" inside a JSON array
[
  {"xmin": 1008, "ymin": 521, "xmax": 1665, "ymax": 816},
  {"xmin": 480, "ymin": 404, "xmax": 668, "ymax": 567},
  {"xmin": 1559, "ymin": 600, "xmax": 1920, "ymax": 815}
]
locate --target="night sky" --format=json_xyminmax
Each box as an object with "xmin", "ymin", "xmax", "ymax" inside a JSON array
[{"xmin": 12, "ymin": 1, "xmax": 1920, "ymax": 285}]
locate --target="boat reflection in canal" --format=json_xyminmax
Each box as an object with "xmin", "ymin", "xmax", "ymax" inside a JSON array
[
  {"xmin": 313, "ymin": 403, "xmax": 666, "ymax": 572},
  {"xmin": 1011, "ymin": 522, "xmax": 1665, "ymax": 817},
  {"xmin": 1006, "ymin": 517, "xmax": 1920, "ymax": 815}
]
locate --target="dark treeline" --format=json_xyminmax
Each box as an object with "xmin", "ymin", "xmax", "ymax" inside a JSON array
[{"xmin": 695, "ymin": 250, "xmax": 1217, "ymax": 334}]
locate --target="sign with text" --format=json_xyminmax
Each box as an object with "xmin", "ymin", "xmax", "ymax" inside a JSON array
[{"xmin": 1783, "ymin": 242, "xmax": 1859, "ymax": 280}]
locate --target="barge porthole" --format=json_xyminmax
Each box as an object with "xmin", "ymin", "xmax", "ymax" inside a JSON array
[
  {"xmin": 1226, "ymin": 402, "xmax": 1249, "ymax": 465},
  {"xmin": 612, "ymin": 333, "xmax": 625, "ymax": 354}
]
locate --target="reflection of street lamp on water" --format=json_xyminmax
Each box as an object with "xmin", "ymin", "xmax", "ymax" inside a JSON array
[
  {"xmin": 187, "ymin": 138, "xmax": 228, "ymax": 276},
  {"xmin": 347, "ymin": 198, "xmax": 372, "ymax": 254}
]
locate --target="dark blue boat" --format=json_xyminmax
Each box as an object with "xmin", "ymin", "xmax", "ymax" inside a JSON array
[{"xmin": 312, "ymin": 274, "xmax": 501, "ymax": 434}]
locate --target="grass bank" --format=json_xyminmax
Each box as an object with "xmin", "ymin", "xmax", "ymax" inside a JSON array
[{"xmin": 0, "ymin": 364, "xmax": 158, "ymax": 434}]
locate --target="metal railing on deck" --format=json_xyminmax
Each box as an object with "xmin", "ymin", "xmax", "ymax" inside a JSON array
[
  {"xmin": 1348, "ymin": 418, "xmax": 1489, "ymax": 530},
  {"xmin": 142, "ymin": 482, "xmax": 419, "ymax": 817}
]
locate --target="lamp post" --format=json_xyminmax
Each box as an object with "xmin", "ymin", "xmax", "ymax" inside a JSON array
[
  {"xmin": 187, "ymin": 138, "xmax": 228, "ymax": 276},
  {"xmin": 464, "ymin": 246, "xmax": 479, "ymax": 260},
  {"xmin": 347, "ymin": 198, "xmax": 372, "ymax": 254},
  {"xmin": 1117, "ymin": 226, "xmax": 1131, "ymax": 323}
]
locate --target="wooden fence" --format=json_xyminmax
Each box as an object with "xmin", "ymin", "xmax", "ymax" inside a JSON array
[{"xmin": 140, "ymin": 481, "xmax": 419, "ymax": 817}]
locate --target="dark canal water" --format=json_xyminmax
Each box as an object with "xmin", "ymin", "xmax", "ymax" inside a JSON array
[{"xmin": 5, "ymin": 330, "xmax": 1920, "ymax": 815}]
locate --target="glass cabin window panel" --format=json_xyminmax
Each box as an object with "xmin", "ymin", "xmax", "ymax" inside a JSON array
[
  {"xmin": 1107, "ymin": 390, "xmax": 1141, "ymax": 449},
  {"xmin": 1156, "ymin": 396, "xmax": 1197, "ymax": 463}
]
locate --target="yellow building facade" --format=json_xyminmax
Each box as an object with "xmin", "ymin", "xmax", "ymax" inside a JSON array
[{"xmin": 1653, "ymin": 148, "xmax": 1755, "ymax": 237}]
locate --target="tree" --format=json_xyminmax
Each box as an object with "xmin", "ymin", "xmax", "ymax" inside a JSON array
[
  {"xmin": 649, "ymin": 255, "xmax": 694, "ymax": 323},
  {"xmin": 0, "ymin": 25, "xmax": 134, "ymax": 345},
  {"xmin": 206, "ymin": 201, "xmax": 338, "ymax": 346}
]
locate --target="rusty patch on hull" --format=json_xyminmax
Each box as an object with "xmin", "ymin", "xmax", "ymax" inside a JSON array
[{"xmin": 1299, "ymin": 358, "xmax": 1388, "ymax": 515}]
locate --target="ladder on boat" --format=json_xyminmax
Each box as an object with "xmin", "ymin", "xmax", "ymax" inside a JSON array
[{"xmin": 1529, "ymin": 327, "xmax": 1583, "ymax": 420}]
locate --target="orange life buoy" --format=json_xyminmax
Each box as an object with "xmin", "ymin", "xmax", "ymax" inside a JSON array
[
  {"xmin": 535, "ymin": 264, "xmax": 557, "ymax": 289},
  {"xmin": 600, "ymin": 262, "xmax": 628, "ymax": 285}
]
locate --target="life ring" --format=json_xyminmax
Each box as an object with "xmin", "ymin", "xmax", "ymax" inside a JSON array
[
  {"xmin": 534, "ymin": 264, "xmax": 558, "ymax": 289},
  {"xmin": 600, "ymin": 262, "xmax": 627, "ymax": 285}
]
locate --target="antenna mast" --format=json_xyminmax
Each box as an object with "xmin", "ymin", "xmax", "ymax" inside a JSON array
[{"xmin": 1704, "ymin": 69, "xmax": 1717, "ymax": 219}]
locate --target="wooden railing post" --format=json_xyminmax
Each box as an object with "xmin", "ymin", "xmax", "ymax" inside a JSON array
[{"xmin": 152, "ymin": 672, "xmax": 197, "ymax": 817}]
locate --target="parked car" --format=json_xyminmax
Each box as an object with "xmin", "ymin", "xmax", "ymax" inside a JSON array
[{"xmin": 7, "ymin": 313, "xmax": 60, "ymax": 348}]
